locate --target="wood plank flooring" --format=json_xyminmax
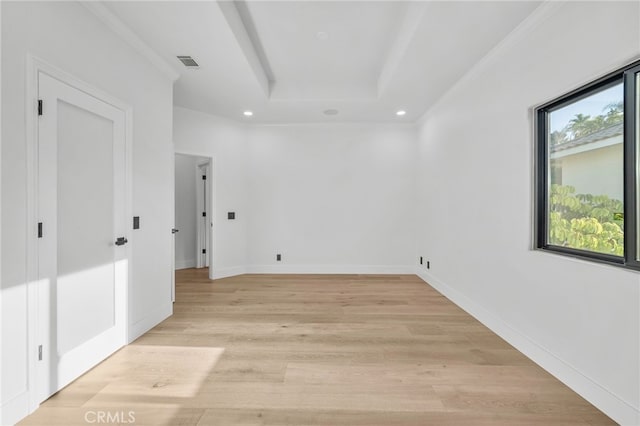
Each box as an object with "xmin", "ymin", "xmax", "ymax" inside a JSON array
[{"xmin": 19, "ymin": 269, "xmax": 614, "ymax": 425}]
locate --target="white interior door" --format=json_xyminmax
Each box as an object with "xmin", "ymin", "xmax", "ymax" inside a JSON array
[
  {"xmin": 196, "ymin": 163, "xmax": 210, "ymax": 268},
  {"xmin": 36, "ymin": 72, "xmax": 127, "ymax": 401}
]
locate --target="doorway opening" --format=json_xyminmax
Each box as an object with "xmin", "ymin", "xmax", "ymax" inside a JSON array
[{"xmin": 174, "ymin": 153, "xmax": 213, "ymax": 277}]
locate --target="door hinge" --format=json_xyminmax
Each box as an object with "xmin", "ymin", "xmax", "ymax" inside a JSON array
[
  {"xmin": 38, "ymin": 222, "xmax": 43, "ymax": 238},
  {"xmin": 38, "ymin": 345, "xmax": 43, "ymax": 361},
  {"xmin": 202, "ymin": 175, "xmax": 206, "ymax": 180},
  {"xmin": 202, "ymin": 249, "xmax": 206, "ymax": 254},
  {"xmin": 202, "ymin": 212, "xmax": 206, "ymax": 217},
  {"xmin": 38, "ymin": 100, "xmax": 43, "ymax": 116}
]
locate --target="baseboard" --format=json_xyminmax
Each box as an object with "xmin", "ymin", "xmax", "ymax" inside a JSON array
[
  {"xmin": 245, "ymin": 264, "xmax": 415, "ymax": 275},
  {"xmin": 415, "ymin": 269, "xmax": 640, "ymax": 426},
  {"xmin": 1, "ymin": 390, "xmax": 30, "ymax": 426},
  {"xmin": 210, "ymin": 264, "xmax": 416, "ymax": 280},
  {"xmin": 210, "ymin": 266, "xmax": 247, "ymax": 280},
  {"xmin": 175, "ymin": 259, "xmax": 196, "ymax": 270},
  {"xmin": 128, "ymin": 302, "xmax": 173, "ymax": 343}
]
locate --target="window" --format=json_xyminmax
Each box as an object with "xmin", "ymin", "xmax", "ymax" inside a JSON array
[{"xmin": 536, "ymin": 59, "xmax": 640, "ymax": 269}]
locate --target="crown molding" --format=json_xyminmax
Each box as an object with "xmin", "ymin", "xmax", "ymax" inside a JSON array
[
  {"xmin": 81, "ymin": 1, "xmax": 181, "ymax": 82},
  {"xmin": 416, "ymin": 0, "xmax": 562, "ymax": 127}
]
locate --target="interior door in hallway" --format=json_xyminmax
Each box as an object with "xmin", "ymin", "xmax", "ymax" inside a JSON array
[
  {"xmin": 196, "ymin": 162, "xmax": 210, "ymax": 268},
  {"xmin": 36, "ymin": 72, "xmax": 128, "ymax": 402}
]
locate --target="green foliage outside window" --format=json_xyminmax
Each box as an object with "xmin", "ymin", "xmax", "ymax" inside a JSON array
[{"xmin": 548, "ymin": 184, "xmax": 624, "ymax": 256}]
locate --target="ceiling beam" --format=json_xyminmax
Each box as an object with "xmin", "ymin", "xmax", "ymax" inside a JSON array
[
  {"xmin": 217, "ymin": 1, "xmax": 273, "ymax": 98},
  {"xmin": 376, "ymin": 2, "xmax": 428, "ymax": 98}
]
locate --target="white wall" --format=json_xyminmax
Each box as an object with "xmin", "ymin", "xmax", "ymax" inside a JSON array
[
  {"xmin": 174, "ymin": 108, "xmax": 417, "ymax": 275},
  {"xmin": 173, "ymin": 107, "xmax": 249, "ymax": 279},
  {"xmin": 246, "ymin": 124, "xmax": 417, "ymax": 273},
  {"xmin": 414, "ymin": 2, "xmax": 640, "ymax": 424},
  {"xmin": 174, "ymin": 154, "xmax": 198, "ymax": 269},
  {"xmin": 1, "ymin": 2, "xmax": 174, "ymax": 424}
]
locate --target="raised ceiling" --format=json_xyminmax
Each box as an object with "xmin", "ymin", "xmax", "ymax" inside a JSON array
[
  {"xmin": 103, "ymin": 1, "xmax": 541, "ymax": 123},
  {"xmin": 234, "ymin": 1, "xmax": 407, "ymax": 100}
]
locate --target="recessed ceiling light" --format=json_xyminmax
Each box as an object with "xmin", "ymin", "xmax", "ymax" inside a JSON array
[
  {"xmin": 243, "ymin": 111, "xmax": 253, "ymax": 117},
  {"xmin": 316, "ymin": 31, "xmax": 329, "ymax": 41},
  {"xmin": 323, "ymin": 109, "xmax": 339, "ymax": 116},
  {"xmin": 396, "ymin": 110, "xmax": 406, "ymax": 116}
]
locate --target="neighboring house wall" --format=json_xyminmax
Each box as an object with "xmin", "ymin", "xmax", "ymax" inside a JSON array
[
  {"xmin": 174, "ymin": 154, "xmax": 198, "ymax": 269},
  {"xmin": 551, "ymin": 131, "xmax": 623, "ymax": 202},
  {"xmin": 560, "ymin": 143, "xmax": 623, "ymax": 201},
  {"xmin": 414, "ymin": 2, "xmax": 639, "ymax": 425},
  {"xmin": 1, "ymin": 3, "xmax": 174, "ymax": 424}
]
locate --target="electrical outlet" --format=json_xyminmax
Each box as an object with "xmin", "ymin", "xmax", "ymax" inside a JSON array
[
  {"xmin": 427, "ymin": 261, "xmax": 430, "ymax": 269},
  {"xmin": 276, "ymin": 254, "xmax": 282, "ymax": 261}
]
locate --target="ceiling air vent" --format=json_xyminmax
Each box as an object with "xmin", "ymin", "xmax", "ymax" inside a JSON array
[{"xmin": 177, "ymin": 56, "xmax": 199, "ymax": 68}]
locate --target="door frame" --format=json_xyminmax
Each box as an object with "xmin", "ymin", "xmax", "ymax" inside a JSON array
[
  {"xmin": 25, "ymin": 55, "xmax": 133, "ymax": 411},
  {"xmin": 171, "ymin": 148, "xmax": 176, "ymax": 302},
  {"xmin": 174, "ymin": 151, "xmax": 215, "ymax": 279}
]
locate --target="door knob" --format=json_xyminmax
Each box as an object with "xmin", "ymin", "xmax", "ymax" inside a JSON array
[
  {"xmin": 115, "ymin": 237, "xmax": 128, "ymax": 246},
  {"xmin": 171, "ymin": 228, "xmax": 179, "ymax": 234}
]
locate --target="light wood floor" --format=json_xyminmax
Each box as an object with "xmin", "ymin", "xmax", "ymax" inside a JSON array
[{"xmin": 20, "ymin": 269, "xmax": 614, "ymax": 425}]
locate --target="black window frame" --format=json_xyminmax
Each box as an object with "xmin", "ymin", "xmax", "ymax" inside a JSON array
[{"xmin": 535, "ymin": 58, "xmax": 640, "ymax": 270}]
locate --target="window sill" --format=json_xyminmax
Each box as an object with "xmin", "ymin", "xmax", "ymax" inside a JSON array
[{"xmin": 534, "ymin": 246, "xmax": 640, "ymax": 273}]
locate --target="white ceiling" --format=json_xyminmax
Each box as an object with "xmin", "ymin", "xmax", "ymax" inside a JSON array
[
  {"xmin": 240, "ymin": 1, "xmax": 407, "ymax": 100},
  {"xmin": 103, "ymin": 1, "xmax": 541, "ymax": 124}
]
